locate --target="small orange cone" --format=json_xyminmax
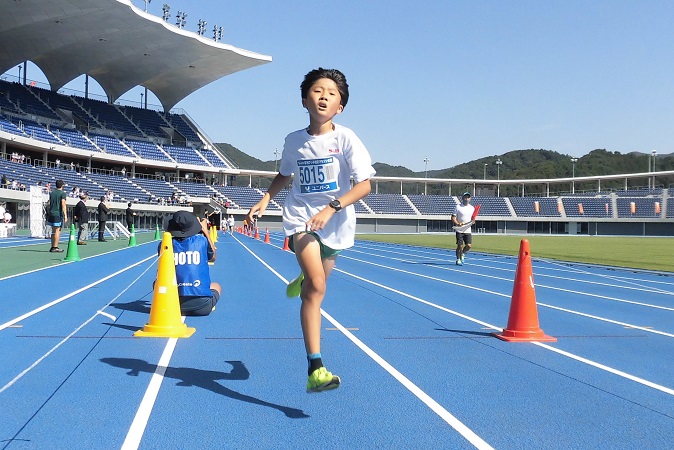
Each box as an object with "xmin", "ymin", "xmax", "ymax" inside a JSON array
[
  {"xmin": 264, "ymin": 227, "xmax": 270, "ymax": 244},
  {"xmin": 493, "ymin": 239, "xmax": 556, "ymax": 342},
  {"xmin": 254, "ymin": 227, "xmax": 260, "ymax": 240},
  {"xmin": 282, "ymin": 237, "xmax": 290, "ymax": 251},
  {"xmin": 134, "ymin": 232, "xmax": 196, "ymax": 338}
]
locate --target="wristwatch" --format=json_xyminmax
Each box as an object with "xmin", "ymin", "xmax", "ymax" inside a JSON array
[{"xmin": 328, "ymin": 199, "xmax": 342, "ymax": 212}]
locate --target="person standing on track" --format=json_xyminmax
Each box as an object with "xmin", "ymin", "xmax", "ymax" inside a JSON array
[
  {"xmin": 451, "ymin": 192, "xmax": 475, "ymax": 266},
  {"xmin": 226, "ymin": 215, "xmax": 235, "ymax": 234},
  {"xmin": 125, "ymin": 202, "xmax": 137, "ymax": 230},
  {"xmin": 97, "ymin": 196, "xmax": 109, "ymax": 242},
  {"xmin": 247, "ymin": 68, "xmax": 375, "ymax": 393},
  {"xmin": 46, "ymin": 179, "xmax": 68, "ymax": 253},
  {"xmin": 73, "ymin": 193, "xmax": 89, "ymax": 245}
]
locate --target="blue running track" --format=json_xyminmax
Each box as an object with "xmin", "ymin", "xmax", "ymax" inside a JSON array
[{"xmin": 1, "ymin": 231, "xmax": 674, "ymax": 449}]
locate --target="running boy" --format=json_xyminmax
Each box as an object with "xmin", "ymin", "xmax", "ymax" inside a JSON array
[
  {"xmin": 247, "ymin": 68, "xmax": 375, "ymax": 393},
  {"xmin": 451, "ymin": 192, "xmax": 475, "ymax": 265}
]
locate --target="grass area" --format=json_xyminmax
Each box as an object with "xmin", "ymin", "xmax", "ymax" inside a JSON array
[
  {"xmin": 0, "ymin": 231, "xmax": 158, "ymax": 279},
  {"xmin": 357, "ymin": 233, "xmax": 674, "ymax": 273}
]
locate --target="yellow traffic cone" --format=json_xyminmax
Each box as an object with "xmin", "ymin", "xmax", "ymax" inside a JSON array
[
  {"xmin": 134, "ymin": 232, "xmax": 196, "ymax": 338},
  {"xmin": 210, "ymin": 223, "xmax": 218, "ymax": 242}
]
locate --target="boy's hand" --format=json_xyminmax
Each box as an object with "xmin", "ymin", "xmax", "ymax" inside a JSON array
[
  {"xmin": 306, "ymin": 207, "xmax": 335, "ymax": 232},
  {"xmin": 247, "ymin": 199, "xmax": 268, "ymax": 224}
]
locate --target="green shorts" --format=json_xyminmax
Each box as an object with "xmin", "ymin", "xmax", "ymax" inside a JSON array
[{"xmin": 288, "ymin": 232, "xmax": 341, "ymax": 259}]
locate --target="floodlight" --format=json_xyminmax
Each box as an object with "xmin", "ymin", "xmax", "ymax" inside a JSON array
[{"xmin": 198, "ymin": 19, "xmax": 207, "ymax": 36}]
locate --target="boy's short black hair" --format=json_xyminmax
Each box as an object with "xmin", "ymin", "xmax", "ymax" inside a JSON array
[
  {"xmin": 301, "ymin": 68, "xmax": 349, "ymax": 107},
  {"xmin": 55, "ymin": 179, "xmax": 64, "ymax": 189}
]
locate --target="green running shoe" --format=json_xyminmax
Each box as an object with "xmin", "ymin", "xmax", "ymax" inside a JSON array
[
  {"xmin": 460, "ymin": 254, "xmax": 465, "ymax": 262},
  {"xmin": 286, "ymin": 273, "xmax": 304, "ymax": 298},
  {"xmin": 307, "ymin": 367, "xmax": 341, "ymax": 393},
  {"xmin": 455, "ymin": 260, "xmax": 463, "ymax": 266}
]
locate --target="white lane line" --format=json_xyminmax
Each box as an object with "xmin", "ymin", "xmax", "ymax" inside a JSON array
[
  {"xmin": 335, "ymin": 267, "xmax": 674, "ymax": 398},
  {"xmin": 349, "ymin": 246, "xmax": 674, "ymax": 296},
  {"xmin": 320, "ymin": 310, "xmax": 493, "ymax": 450},
  {"xmin": 533, "ymin": 342, "xmax": 674, "ymax": 396},
  {"xmin": 0, "ymin": 257, "xmax": 157, "ymax": 394},
  {"xmin": 233, "ymin": 235, "xmax": 494, "ymax": 450},
  {"xmin": 97, "ymin": 310, "xmax": 117, "ymax": 321},
  {"xmin": 0, "ymin": 255, "xmax": 156, "ymax": 332},
  {"xmin": 354, "ymin": 240, "xmax": 674, "ymax": 289},
  {"xmin": 121, "ymin": 336, "xmax": 179, "ymax": 450},
  {"xmin": 342, "ymin": 253, "xmax": 674, "ymax": 314}
]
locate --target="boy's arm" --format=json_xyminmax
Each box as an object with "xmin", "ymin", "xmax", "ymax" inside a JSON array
[
  {"xmin": 335, "ymin": 178, "xmax": 371, "ymax": 209},
  {"xmin": 246, "ymin": 173, "xmax": 291, "ymax": 223},
  {"xmin": 306, "ymin": 178, "xmax": 371, "ymax": 231}
]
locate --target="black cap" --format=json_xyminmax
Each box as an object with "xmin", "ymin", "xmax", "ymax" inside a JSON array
[{"xmin": 166, "ymin": 211, "xmax": 202, "ymax": 238}]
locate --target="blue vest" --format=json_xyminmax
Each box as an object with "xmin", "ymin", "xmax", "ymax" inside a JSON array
[{"xmin": 170, "ymin": 235, "xmax": 212, "ymax": 297}]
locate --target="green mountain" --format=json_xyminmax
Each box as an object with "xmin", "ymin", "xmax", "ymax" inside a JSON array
[{"xmin": 215, "ymin": 143, "xmax": 276, "ymax": 171}]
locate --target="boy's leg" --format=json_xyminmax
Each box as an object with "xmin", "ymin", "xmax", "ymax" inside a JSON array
[
  {"xmin": 293, "ymin": 233, "xmax": 340, "ymax": 392},
  {"xmin": 293, "ymin": 233, "xmax": 326, "ymax": 356}
]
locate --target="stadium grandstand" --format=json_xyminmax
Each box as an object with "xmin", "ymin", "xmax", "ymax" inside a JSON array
[{"xmin": 1, "ymin": 0, "xmax": 674, "ymax": 238}]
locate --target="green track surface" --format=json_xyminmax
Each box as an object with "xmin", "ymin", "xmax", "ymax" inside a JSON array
[
  {"xmin": 0, "ymin": 231, "xmax": 158, "ymax": 279},
  {"xmin": 357, "ymin": 233, "xmax": 674, "ymax": 273}
]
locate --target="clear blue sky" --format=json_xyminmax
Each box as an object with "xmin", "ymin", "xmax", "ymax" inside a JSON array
[{"xmin": 6, "ymin": 1, "xmax": 674, "ymax": 172}]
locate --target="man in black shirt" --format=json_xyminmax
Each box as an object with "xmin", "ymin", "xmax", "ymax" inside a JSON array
[
  {"xmin": 73, "ymin": 193, "xmax": 90, "ymax": 245},
  {"xmin": 97, "ymin": 196, "xmax": 109, "ymax": 242},
  {"xmin": 126, "ymin": 202, "xmax": 137, "ymax": 230}
]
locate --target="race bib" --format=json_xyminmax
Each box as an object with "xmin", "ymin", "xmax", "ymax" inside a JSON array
[{"xmin": 297, "ymin": 157, "xmax": 338, "ymax": 194}]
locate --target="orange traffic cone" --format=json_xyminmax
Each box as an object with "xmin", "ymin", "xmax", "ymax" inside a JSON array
[
  {"xmin": 134, "ymin": 232, "xmax": 196, "ymax": 338},
  {"xmin": 264, "ymin": 227, "xmax": 270, "ymax": 244},
  {"xmin": 254, "ymin": 227, "xmax": 260, "ymax": 240},
  {"xmin": 282, "ymin": 237, "xmax": 290, "ymax": 251},
  {"xmin": 493, "ymin": 239, "xmax": 556, "ymax": 342}
]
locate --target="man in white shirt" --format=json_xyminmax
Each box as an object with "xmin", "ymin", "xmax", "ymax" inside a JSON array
[{"xmin": 451, "ymin": 192, "xmax": 475, "ymax": 266}]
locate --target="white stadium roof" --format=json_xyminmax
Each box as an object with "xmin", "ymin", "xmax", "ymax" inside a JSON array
[{"xmin": 0, "ymin": 0, "xmax": 272, "ymax": 110}]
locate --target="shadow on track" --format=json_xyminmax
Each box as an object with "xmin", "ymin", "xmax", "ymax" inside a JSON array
[{"xmin": 100, "ymin": 358, "xmax": 309, "ymax": 419}]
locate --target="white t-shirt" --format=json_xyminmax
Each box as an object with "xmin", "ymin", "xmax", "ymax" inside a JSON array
[
  {"xmin": 452, "ymin": 203, "xmax": 475, "ymax": 234},
  {"xmin": 279, "ymin": 123, "xmax": 376, "ymax": 249}
]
